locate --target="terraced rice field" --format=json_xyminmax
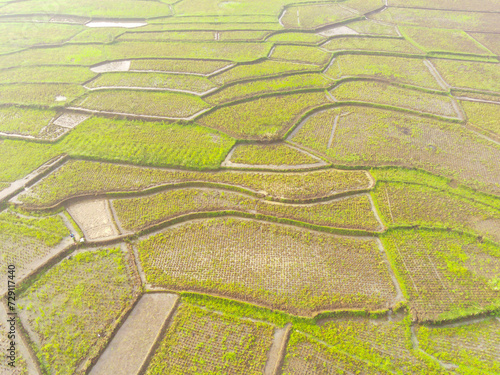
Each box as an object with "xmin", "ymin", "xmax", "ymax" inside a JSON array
[{"xmin": 2, "ymin": 0, "xmax": 500, "ymax": 373}]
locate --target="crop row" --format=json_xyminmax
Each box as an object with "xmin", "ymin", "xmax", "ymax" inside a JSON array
[
  {"xmin": 228, "ymin": 143, "xmax": 319, "ymax": 166},
  {"xmin": 270, "ymin": 45, "xmax": 331, "ymax": 66},
  {"xmin": 280, "ymin": 3, "xmax": 362, "ymax": 30},
  {"xmin": 461, "ymin": 100, "xmax": 500, "ymax": 141},
  {"xmin": 129, "ymin": 59, "xmax": 232, "ymax": 75},
  {"xmin": 16, "ymin": 159, "xmax": 372, "ymax": 208},
  {"xmin": 0, "ymin": 107, "xmax": 55, "ymax": 137},
  {"xmin": 0, "ymin": 84, "xmax": 85, "ymax": 107},
  {"xmin": 322, "ymin": 37, "xmax": 424, "ymax": 55}
]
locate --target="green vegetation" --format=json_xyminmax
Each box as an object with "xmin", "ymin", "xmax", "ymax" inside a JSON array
[
  {"xmin": 322, "ymin": 36, "xmax": 424, "ymax": 54},
  {"xmin": 270, "ymin": 45, "xmax": 331, "ymax": 65},
  {"xmin": 205, "ymin": 73, "xmax": 330, "ymax": 105},
  {"xmin": 461, "ymin": 100, "xmax": 500, "ymax": 139},
  {"xmin": 290, "ymin": 106, "xmax": 500, "ymax": 196},
  {"xmin": 137, "ymin": 217, "xmax": 397, "ymax": 315},
  {"xmin": 211, "ymin": 60, "xmax": 320, "ymax": 85},
  {"xmin": 469, "ymin": 32, "xmax": 500, "ymax": 55},
  {"xmin": 219, "ymin": 30, "xmax": 271, "ymax": 41},
  {"xmin": 73, "ymin": 90, "xmax": 211, "ymax": 118},
  {"xmin": 281, "ymin": 4, "xmax": 359, "ymax": 29},
  {"xmin": 0, "ymin": 107, "xmax": 55, "ymax": 136},
  {"xmin": 332, "ymin": 81, "xmax": 457, "ymax": 117},
  {"xmin": 432, "ymin": 60, "xmax": 500, "ymax": 93},
  {"xmin": 390, "ymin": 0, "xmax": 500, "ymax": 12},
  {"xmin": 373, "ymin": 181, "xmax": 500, "ymax": 242},
  {"xmin": 86, "ymin": 72, "xmax": 217, "ymax": 94},
  {"xmin": 382, "ymin": 229, "xmax": 500, "ymax": 322},
  {"xmin": 266, "ymin": 32, "xmax": 325, "ymax": 45},
  {"xmin": 146, "ymin": 303, "xmax": 274, "ymax": 375},
  {"xmin": 0, "ymin": 66, "xmax": 96, "ymax": 84},
  {"xmin": 347, "ymin": 20, "xmax": 399, "ymax": 36},
  {"xmin": 18, "ymin": 248, "xmax": 138, "ymax": 375},
  {"xmin": 229, "ymin": 143, "xmax": 319, "ymax": 165},
  {"xmin": 17, "ymin": 159, "xmax": 371, "ymax": 208},
  {"xmin": 198, "ymin": 91, "xmax": 329, "ymax": 140},
  {"xmin": 0, "ymin": 84, "xmax": 85, "ymax": 107},
  {"xmin": 118, "ymin": 31, "xmax": 216, "ymax": 42},
  {"xmin": 325, "ymin": 54, "xmax": 442, "ymax": 89},
  {"xmin": 0, "ymin": 319, "xmax": 29, "ymax": 375},
  {"xmin": 129, "ymin": 59, "xmax": 232, "ymax": 75},
  {"xmin": 112, "ymin": 188, "xmax": 381, "ymax": 232},
  {"xmin": 69, "ymin": 28, "xmax": 125, "ymax": 44},
  {"xmin": 417, "ymin": 318, "xmax": 500, "ymax": 373}
]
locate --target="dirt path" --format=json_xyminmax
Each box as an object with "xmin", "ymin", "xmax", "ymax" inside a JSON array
[
  {"xmin": 264, "ymin": 324, "xmax": 292, "ymax": 375},
  {"xmin": 88, "ymin": 293, "xmax": 178, "ymax": 375}
]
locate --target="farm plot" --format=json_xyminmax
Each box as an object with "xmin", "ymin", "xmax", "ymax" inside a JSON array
[
  {"xmin": 69, "ymin": 28, "xmax": 125, "ymax": 43},
  {"xmin": 0, "ymin": 210, "xmax": 68, "ymax": 278},
  {"xmin": 332, "ymin": 81, "xmax": 458, "ymax": 118},
  {"xmin": 72, "ymin": 90, "xmax": 211, "ymax": 118},
  {"xmin": 344, "ymin": 20, "xmax": 399, "ymax": 36},
  {"xmin": 118, "ymin": 31, "xmax": 216, "ymax": 42},
  {"xmin": 16, "ymin": 159, "xmax": 372, "ymax": 209},
  {"xmin": 86, "ymin": 72, "xmax": 217, "ymax": 94},
  {"xmin": 416, "ymin": 318, "xmax": 500, "ymax": 374},
  {"xmin": 468, "ymin": 32, "xmax": 500, "ymax": 55},
  {"xmin": 461, "ymin": 100, "xmax": 500, "ymax": 140},
  {"xmin": 372, "ymin": 8, "xmax": 500, "ymax": 33},
  {"xmin": 0, "ymin": 66, "xmax": 96, "ymax": 84},
  {"xmin": 400, "ymin": 26, "xmax": 494, "ymax": 57},
  {"xmin": 145, "ymin": 303, "xmax": 274, "ymax": 375},
  {"xmin": 17, "ymin": 248, "xmax": 139, "ymax": 375},
  {"xmin": 373, "ymin": 181, "xmax": 500, "ymax": 242},
  {"xmin": 266, "ymin": 32, "xmax": 326, "ymax": 45},
  {"xmin": 0, "ymin": 107, "xmax": 55, "ymax": 137},
  {"xmin": 205, "ymin": 73, "xmax": 330, "ymax": 105},
  {"xmin": 67, "ymin": 199, "xmax": 118, "ymax": 240},
  {"xmin": 137, "ymin": 217, "xmax": 398, "ymax": 315},
  {"xmin": 324, "ymin": 54, "xmax": 442, "ymax": 90},
  {"xmin": 388, "ymin": 0, "xmax": 500, "ymax": 12},
  {"xmin": 322, "ymin": 36, "xmax": 424, "ymax": 55},
  {"xmin": 55, "ymin": 117, "xmax": 235, "ymax": 169},
  {"xmin": 129, "ymin": 59, "xmax": 232, "ymax": 75},
  {"xmin": 0, "ymin": 317, "xmax": 29, "ymax": 375},
  {"xmin": 227, "ymin": 143, "xmax": 321, "ymax": 167},
  {"xmin": 269, "ymin": 45, "xmax": 331, "ymax": 66},
  {"xmin": 112, "ymin": 188, "xmax": 381, "ymax": 232},
  {"xmin": 0, "ymin": 84, "xmax": 85, "ymax": 107},
  {"xmin": 211, "ymin": 60, "xmax": 320, "ymax": 85},
  {"xmin": 431, "ymin": 60, "xmax": 500, "ymax": 93},
  {"xmin": 382, "ymin": 229, "xmax": 500, "ymax": 322},
  {"xmin": 280, "ymin": 4, "xmax": 360, "ymax": 30},
  {"xmin": 198, "ymin": 91, "xmax": 330, "ymax": 140}
]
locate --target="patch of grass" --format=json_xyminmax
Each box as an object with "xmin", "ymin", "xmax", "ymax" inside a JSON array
[
  {"xmin": 138, "ymin": 217, "xmax": 397, "ymax": 315},
  {"xmin": 130, "ymin": 59, "xmax": 232, "ymax": 75},
  {"xmin": 86, "ymin": 72, "xmax": 217, "ymax": 94},
  {"xmin": 72, "ymin": 90, "xmax": 211, "ymax": 118},
  {"xmin": 113, "ymin": 188, "xmax": 381, "ymax": 232},
  {"xmin": 431, "ymin": 60, "xmax": 500, "ymax": 93},
  {"xmin": 0, "ymin": 84, "xmax": 85, "ymax": 107},
  {"xmin": 266, "ymin": 32, "xmax": 325, "ymax": 44},
  {"xmin": 198, "ymin": 91, "xmax": 330, "ymax": 140},
  {"xmin": 325, "ymin": 54, "xmax": 442, "ymax": 89},
  {"xmin": 211, "ymin": 60, "xmax": 320, "ymax": 85},
  {"xmin": 146, "ymin": 303, "xmax": 274, "ymax": 375},
  {"xmin": 0, "ymin": 107, "xmax": 55, "ymax": 136},
  {"xmin": 205, "ymin": 73, "xmax": 330, "ymax": 105},
  {"xmin": 382, "ymin": 229, "xmax": 500, "ymax": 322},
  {"xmin": 281, "ymin": 3, "xmax": 359, "ymax": 29},
  {"xmin": 461, "ymin": 100, "xmax": 500, "ymax": 139},
  {"xmin": 229, "ymin": 143, "xmax": 318, "ymax": 165},
  {"xmin": 322, "ymin": 36, "xmax": 424, "ymax": 55},
  {"xmin": 17, "ymin": 159, "xmax": 371, "ymax": 208},
  {"xmin": 332, "ymin": 80, "xmax": 458, "ymax": 117},
  {"xmin": 0, "ymin": 66, "xmax": 96, "ymax": 84},
  {"xmin": 17, "ymin": 248, "xmax": 138, "ymax": 375},
  {"xmin": 270, "ymin": 45, "xmax": 331, "ymax": 65}
]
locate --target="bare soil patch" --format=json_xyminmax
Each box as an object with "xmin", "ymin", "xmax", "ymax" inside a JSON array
[{"xmin": 67, "ymin": 199, "xmax": 118, "ymax": 240}]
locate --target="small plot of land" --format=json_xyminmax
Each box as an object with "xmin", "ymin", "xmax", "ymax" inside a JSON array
[
  {"xmin": 205, "ymin": 73, "xmax": 330, "ymax": 105},
  {"xmin": 145, "ymin": 303, "xmax": 274, "ymax": 375},
  {"xmin": 0, "ymin": 66, "xmax": 96, "ymax": 84},
  {"xmin": 211, "ymin": 60, "xmax": 320, "ymax": 86},
  {"xmin": 112, "ymin": 188, "xmax": 381, "ymax": 232},
  {"xmin": 129, "ymin": 59, "xmax": 232, "ymax": 75},
  {"xmin": 432, "ymin": 60, "xmax": 500, "ymax": 93},
  {"xmin": 373, "ymin": 182, "xmax": 500, "ymax": 242},
  {"xmin": 137, "ymin": 217, "xmax": 397, "ymax": 315},
  {"xmin": 89, "ymin": 293, "xmax": 178, "ymax": 375},
  {"xmin": 0, "ymin": 84, "xmax": 85, "ymax": 107},
  {"xmin": 267, "ymin": 32, "xmax": 326, "ymax": 45},
  {"xmin": 86, "ymin": 72, "xmax": 218, "ymax": 94},
  {"xmin": 331, "ymin": 81, "xmax": 458, "ymax": 118},
  {"xmin": 0, "ymin": 210, "xmax": 68, "ymax": 279},
  {"xmin": 389, "ymin": 0, "xmax": 500, "ymax": 12},
  {"xmin": 461, "ymin": 100, "xmax": 500, "ymax": 140},
  {"xmin": 400, "ymin": 26, "xmax": 494, "ymax": 56},
  {"xmin": 321, "ymin": 37, "xmax": 424, "ymax": 55},
  {"xmin": 67, "ymin": 199, "xmax": 118, "ymax": 240},
  {"xmin": 324, "ymin": 54, "xmax": 442, "ymax": 89},
  {"xmin": 416, "ymin": 318, "xmax": 500, "ymax": 373},
  {"xmin": 469, "ymin": 32, "xmax": 500, "ymax": 55},
  {"xmin": 0, "ymin": 107, "xmax": 55, "ymax": 137},
  {"xmin": 280, "ymin": 4, "xmax": 360, "ymax": 30},
  {"xmin": 227, "ymin": 143, "xmax": 322, "ymax": 167},
  {"xmin": 16, "ymin": 159, "xmax": 372, "ymax": 208},
  {"xmin": 69, "ymin": 28, "xmax": 125, "ymax": 44},
  {"xmin": 270, "ymin": 45, "xmax": 331, "ymax": 66},
  {"xmin": 342, "ymin": 20, "xmax": 399, "ymax": 36},
  {"xmin": 290, "ymin": 106, "xmax": 500, "ymax": 195},
  {"xmin": 17, "ymin": 248, "xmax": 139, "ymax": 375},
  {"xmin": 382, "ymin": 229, "xmax": 500, "ymax": 322},
  {"xmin": 118, "ymin": 30, "xmax": 217, "ymax": 42},
  {"xmin": 198, "ymin": 91, "xmax": 330, "ymax": 140},
  {"xmin": 72, "ymin": 90, "xmax": 211, "ymax": 118}
]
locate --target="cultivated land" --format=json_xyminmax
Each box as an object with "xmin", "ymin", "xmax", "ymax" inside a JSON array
[{"xmin": 1, "ymin": 0, "xmax": 500, "ymax": 373}]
